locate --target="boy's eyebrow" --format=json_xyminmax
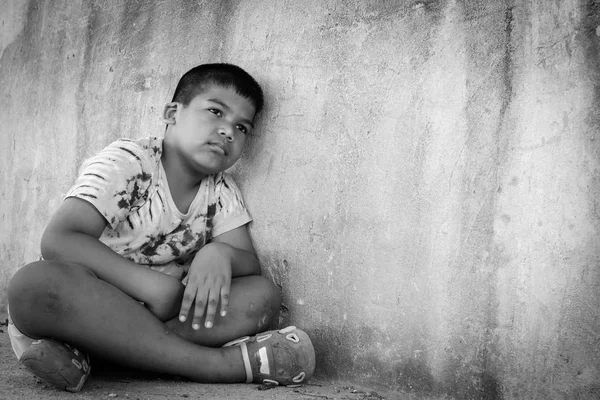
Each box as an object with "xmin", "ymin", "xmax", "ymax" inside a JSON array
[{"xmin": 207, "ymin": 98, "xmax": 254, "ymax": 128}]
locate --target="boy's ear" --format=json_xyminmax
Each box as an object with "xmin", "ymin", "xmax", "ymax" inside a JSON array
[{"xmin": 162, "ymin": 102, "xmax": 179, "ymax": 125}]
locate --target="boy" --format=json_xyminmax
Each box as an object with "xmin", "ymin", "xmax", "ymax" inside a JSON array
[{"xmin": 7, "ymin": 63, "xmax": 315, "ymax": 392}]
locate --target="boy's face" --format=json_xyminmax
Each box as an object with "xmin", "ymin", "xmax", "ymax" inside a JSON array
[{"xmin": 164, "ymin": 84, "xmax": 256, "ymax": 177}]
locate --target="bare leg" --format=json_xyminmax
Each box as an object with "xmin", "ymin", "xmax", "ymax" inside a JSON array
[{"xmin": 7, "ymin": 260, "xmax": 281, "ymax": 382}]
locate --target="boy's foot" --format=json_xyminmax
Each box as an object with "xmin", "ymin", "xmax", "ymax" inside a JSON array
[
  {"xmin": 223, "ymin": 326, "xmax": 315, "ymax": 386},
  {"xmin": 19, "ymin": 339, "xmax": 91, "ymax": 392}
]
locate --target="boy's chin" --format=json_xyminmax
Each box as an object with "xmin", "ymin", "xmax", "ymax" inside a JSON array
[
  {"xmin": 193, "ymin": 153, "xmax": 241, "ymax": 174},
  {"xmin": 194, "ymin": 163, "xmax": 232, "ymax": 176}
]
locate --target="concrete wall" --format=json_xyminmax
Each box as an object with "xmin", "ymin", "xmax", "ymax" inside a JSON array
[{"xmin": 1, "ymin": 0, "xmax": 599, "ymax": 398}]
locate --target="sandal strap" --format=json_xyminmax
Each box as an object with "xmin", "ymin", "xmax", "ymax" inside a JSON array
[{"xmin": 239, "ymin": 341, "xmax": 253, "ymax": 383}]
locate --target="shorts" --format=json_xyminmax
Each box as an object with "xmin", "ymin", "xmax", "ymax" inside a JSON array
[{"xmin": 6, "ymin": 304, "xmax": 35, "ymax": 360}]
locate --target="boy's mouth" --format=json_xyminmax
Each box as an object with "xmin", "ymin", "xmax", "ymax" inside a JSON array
[{"xmin": 208, "ymin": 142, "xmax": 228, "ymax": 156}]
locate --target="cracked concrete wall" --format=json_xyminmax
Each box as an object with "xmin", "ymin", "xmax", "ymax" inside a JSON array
[{"xmin": 1, "ymin": 0, "xmax": 599, "ymax": 398}]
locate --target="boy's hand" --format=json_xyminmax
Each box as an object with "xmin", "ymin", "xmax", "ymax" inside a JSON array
[{"xmin": 179, "ymin": 242, "xmax": 232, "ymax": 330}]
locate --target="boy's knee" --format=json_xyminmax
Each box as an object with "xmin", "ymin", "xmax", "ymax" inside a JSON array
[
  {"xmin": 240, "ymin": 275, "xmax": 281, "ymax": 330},
  {"xmin": 9, "ymin": 261, "xmax": 59, "ymax": 308},
  {"xmin": 8, "ymin": 260, "xmax": 94, "ymax": 320},
  {"xmin": 261, "ymin": 277, "xmax": 282, "ymax": 329},
  {"xmin": 260, "ymin": 276, "xmax": 282, "ymax": 314}
]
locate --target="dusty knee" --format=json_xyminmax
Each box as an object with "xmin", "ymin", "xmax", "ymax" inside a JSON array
[
  {"xmin": 240, "ymin": 275, "xmax": 281, "ymax": 330},
  {"xmin": 260, "ymin": 276, "xmax": 282, "ymax": 316},
  {"xmin": 8, "ymin": 260, "xmax": 94, "ymax": 325}
]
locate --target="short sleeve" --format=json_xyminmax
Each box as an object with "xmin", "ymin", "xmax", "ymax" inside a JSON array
[
  {"xmin": 65, "ymin": 140, "xmax": 154, "ymax": 229},
  {"xmin": 211, "ymin": 174, "xmax": 252, "ymax": 238}
]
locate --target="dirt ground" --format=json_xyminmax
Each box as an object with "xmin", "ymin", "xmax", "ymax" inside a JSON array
[{"xmin": 0, "ymin": 316, "xmax": 440, "ymax": 400}]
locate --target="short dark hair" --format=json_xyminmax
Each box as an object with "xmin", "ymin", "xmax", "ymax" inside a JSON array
[{"xmin": 171, "ymin": 63, "xmax": 264, "ymax": 115}]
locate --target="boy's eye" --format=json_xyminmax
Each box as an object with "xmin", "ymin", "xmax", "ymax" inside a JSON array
[
  {"xmin": 208, "ymin": 108, "xmax": 222, "ymax": 117},
  {"xmin": 237, "ymin": 125, "xmax": 248, "ymax": 135}
]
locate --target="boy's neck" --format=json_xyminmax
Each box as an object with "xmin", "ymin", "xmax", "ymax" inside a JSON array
[
  {"xmin": 161, "ymin": 145, "xmax": 205, "ymax": 214},
  {"xmin": 161, "ymin": 146, "xmax": 206, "ymax": 187}
]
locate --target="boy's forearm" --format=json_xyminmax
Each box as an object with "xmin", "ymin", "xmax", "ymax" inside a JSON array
[
  {"xmin": 220, "ymin": 243, "xmax": 261, "ymax": 277},
  {"xmin": 41, "ymin": 229, "xmax": 183, "ymax": 313}
]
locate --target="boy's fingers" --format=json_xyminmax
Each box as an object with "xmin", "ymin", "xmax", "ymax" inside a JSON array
[
  {"xmin": 220, "ymin": 284, "xmax": 230, "ymax": 317},
  {"xmin": 203, "ymin": 288, "xmax": 220, "ymax": 329},
  {"xmin": 178, "ymin": 284, "xmax": 197, "ymax": 322},
  {"xmin": 191, "ymin": 287, "xmax": 209, "ymax": 330}
]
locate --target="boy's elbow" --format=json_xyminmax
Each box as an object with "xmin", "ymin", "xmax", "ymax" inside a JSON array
[
  {"xmin": 253, "ymin": 259, "xmax": 262, "ymax": 275},
  {"xmin": 249, "ymin": 253, "xmax": 262, "ymax": 276},
  {"xmin": 40, "ymin": 227, "xmax": 61, "ymax": 260},
  {"xmin": 40, "ymin": 226, "xmax": 76, "ymax": 261}
]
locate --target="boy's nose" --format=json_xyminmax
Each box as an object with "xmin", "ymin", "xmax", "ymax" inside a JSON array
[{"xmin": 218, "ymin": 125, "xmax": 234, "ymax": 142}]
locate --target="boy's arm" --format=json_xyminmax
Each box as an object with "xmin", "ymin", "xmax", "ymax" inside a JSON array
[
  {"xmin": 41, "ymin": 197, "xmax": 184, "ymax": 320},
  {"xmin": 209, "ymin": 224, "xmax": 261, "ymax": 277},
  {"xmin": 177, "ymin": 224, "xmax": 261, "ymax": 329}
]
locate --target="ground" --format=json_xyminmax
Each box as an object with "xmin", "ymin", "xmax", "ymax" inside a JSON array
[{"xmin": 0, "ymin": 316, "xmax": 444, "ymax": 400}]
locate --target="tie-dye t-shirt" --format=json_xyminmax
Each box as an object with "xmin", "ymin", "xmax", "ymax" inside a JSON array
[{"xmin": 65, "ymin": 136, "xmax": 252, "ymax": 280}]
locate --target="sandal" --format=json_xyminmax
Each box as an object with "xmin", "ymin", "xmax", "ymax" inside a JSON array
[
  {"xmin": 20, "ymin": 339, "xmax": 91, "ymax": 392},
  {"xmin": 224, "ymin": 326, "xmax": 315, "ymax": 386}
]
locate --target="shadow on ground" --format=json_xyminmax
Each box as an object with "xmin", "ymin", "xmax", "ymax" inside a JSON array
[{"xmin": 0, "ymin": 317, "xmax": 449, "ymax": 400}]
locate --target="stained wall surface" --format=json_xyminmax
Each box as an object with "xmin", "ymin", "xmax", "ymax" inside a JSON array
[{"xmin": 1, "ymin": 1, "xmax": 599, "ymax": 398}]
